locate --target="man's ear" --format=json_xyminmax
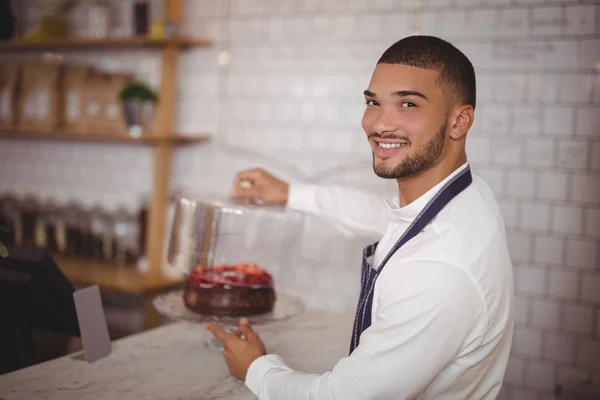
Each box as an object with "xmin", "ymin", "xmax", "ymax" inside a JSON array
[{"xmin": 448, "ymin": 105, "xmax": 474, "ymax": 140}]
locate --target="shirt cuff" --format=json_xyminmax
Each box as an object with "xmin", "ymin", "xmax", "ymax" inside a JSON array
[
  {"xmin": 287, "ymin": 184, "xmax": 317, "ymax": 212},
  {"xmin": 245, "ymin": 354, "xmax": 288, "ymax": 396}
]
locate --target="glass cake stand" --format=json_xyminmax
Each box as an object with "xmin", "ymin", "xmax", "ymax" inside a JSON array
[{"xmin": 153, "ymin": 289, "xmax": 305, "ymax": 350}]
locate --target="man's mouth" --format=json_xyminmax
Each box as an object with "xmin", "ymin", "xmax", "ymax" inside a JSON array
[
  {"xmin": 377, "ymin": 142, "xmax": 408, "ymax": 149},
  {"xmin": 371, "ymin": 137, "xmax": 409, "ymax": 159}
]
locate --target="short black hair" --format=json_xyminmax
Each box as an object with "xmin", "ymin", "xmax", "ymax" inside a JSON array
[{"xmin": 377, "ymin": 35, "xmax": 476, "ymax": 110}]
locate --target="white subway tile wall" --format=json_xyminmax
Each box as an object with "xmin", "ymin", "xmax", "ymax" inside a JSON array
[
  {"xmin": 551, "ymin": 205, "xmax": 584, "ymax": 235},
  {"xmin": 534, "ymin": 235, "xmax": 564, "ymax": 265},
  {"xmin": 545, "ymin": 332, "xmax": 576, "ymax": 364},
  {"xmin": 531, "ymin": 299, "xmax": 561, "ymax": 329},
  {"xmin": 0, "ymin": 0, "xmax": 598, "ymax": 398},
  {"xmin": 505, "ymin": 357, "xmax": 526, "ymax": 386},
  {"xmin": 563, "ymin": 304, "xmax": 595, "ymax": 335},
  {"xmin": 527, "ymin": 359, "xmax": 557, "ymax": 391},
  {"xmin": 514, "ymin": 327, "xmax": 545, "ymax": 358},
  {"xmin": 515, "ymin": 295, "xmax": 532, "ymax": 325},
  {"xmin": 548, "ymin": 269, "xmax": 579, "ymax": 300}
]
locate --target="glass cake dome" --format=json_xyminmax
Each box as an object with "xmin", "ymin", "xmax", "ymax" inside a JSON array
[
  {"xmin": 166, "ymin": 192, "xmax": 305, "ymax": 290},
  {"xmin": 156, "ymin": 191, "xmax": 307, "ymax": 349}
]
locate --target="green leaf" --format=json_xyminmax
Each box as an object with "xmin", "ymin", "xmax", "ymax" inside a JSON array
[
  {"xmin": 0, "ymin": 242, "xmax": 8, "ymax": 258},
  {"xmin": 0, "ymin": 225, "xmax": 10, "ymax": 233},
  {"xmin": 119, "ymin": 81, "xmax": 159, "ymax": 103}
]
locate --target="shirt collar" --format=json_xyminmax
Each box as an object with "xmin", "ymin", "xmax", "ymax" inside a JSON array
[{"xmin": 384, "ymin": 162, "xmax": 470, "ymax": 222}]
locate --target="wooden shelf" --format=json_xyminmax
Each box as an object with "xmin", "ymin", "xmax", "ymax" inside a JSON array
[
  {"xmin": 55, "ymin": 256, "xmax": 184, "ymax": 295},
  {"xmin": 0, "ymin": 129, "xmax": 210, "ymax": 146},
  {"xmin": 0, "ymin": 36, "xmax": 213, "ymax": 53},
  {"xmin": 3, "ymin": 1, "xmax": 200, "ymax": 299}
]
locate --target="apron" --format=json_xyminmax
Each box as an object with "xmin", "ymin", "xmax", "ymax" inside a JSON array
[{"xmin": 349, "ymin": 166, "xmax": 473, "ymax": 355}]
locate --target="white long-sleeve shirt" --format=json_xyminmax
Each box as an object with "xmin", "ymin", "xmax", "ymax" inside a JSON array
[
  {"xmin": 245, "ymin": 163, "xmax": 515, "ymax": 400},
  {"xmin": 285, "ymin": 184, "xmax": 390, "ymax": 239}
]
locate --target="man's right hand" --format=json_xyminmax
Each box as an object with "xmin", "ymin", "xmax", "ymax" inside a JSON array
[{"xmin": 230, "ymin": 168, "xmax": 290, "ymax": 205}]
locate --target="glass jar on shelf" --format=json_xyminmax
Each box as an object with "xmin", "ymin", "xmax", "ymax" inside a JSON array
[
  {"xmin": 137, "ymin": 194, "xmax": 149, "ymax": 260},
  {"xmin": 112, "ymin": 207, "xmax": 140, "ymax": 267},
  {"xmin": 52, "ymin": 203, "xmax": 68, "ymax": 256},
  {"xmin": 19, "ymin": 195, "xmax": 39, "ymax": 249},
  {"xmin": 101, "ymin": 209, "xmax": 116, "ymax": 263},
  {"xmin": 0, "ymin": 194, "xmax": 19, "ymax": 247},
  {"xmin": 88, "ymin": 0, "xmax": 112, "ymax": 38},
  {"xmin": 64, "ymin": 202, "xmax": 84, "ymax": 258},
  {"xmin": 89, "ymin": 206, "xmax": 103, "ymax": 261},
  {"xmin": 78, "ymin": 209, "xmax": 94, "ymax": 260},
  {"xmin": 42, "ymin": 199, "xmax": 60, "ymax": 253},
  {"xmin": 36, "ymin": 197, "xmax": 59, "ymax": 250},
  {"xmin": 89, "ymin": 205, "xmax": 116, "ymax": 263}
]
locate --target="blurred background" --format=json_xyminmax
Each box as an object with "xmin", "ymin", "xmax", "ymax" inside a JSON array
[{"xmin": 0, "ymin": 0, "xmax": 598, "ymax": 399}]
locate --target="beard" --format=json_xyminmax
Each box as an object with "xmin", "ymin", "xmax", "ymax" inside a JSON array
[{"xmin": 372, "ymin": 120, "xmax": 447, "ymax": 179}]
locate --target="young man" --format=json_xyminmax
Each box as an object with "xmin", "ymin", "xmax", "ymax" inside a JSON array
[{"xmin": 207, "ymin": 35, "xmax": 515, "ymax": 399}]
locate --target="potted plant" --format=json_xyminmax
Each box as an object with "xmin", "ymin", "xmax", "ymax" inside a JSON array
[{"xmin": 119, "ymin": 81, "xmax": 159, "ymax": 138}]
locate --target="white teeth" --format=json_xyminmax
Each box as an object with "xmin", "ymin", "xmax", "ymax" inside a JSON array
[{"xmin": 379, "ymin": 142, "xmax": 406, "ymax": 149}]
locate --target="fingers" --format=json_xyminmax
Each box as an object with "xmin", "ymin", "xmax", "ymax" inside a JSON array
[
  {"xmin": 239, "ymin": 317, "xmax": 253, "ymax": 332},
  {"xmin": 231, "ymin": 184, "xmax": 261, "ymax": 199},
  {"xmin": 231, "ymin": 169, "xmax": 264, "ymax": 199},
  {"xmin": 206, "ymin": 322, "xmax": 236, "ymax": 343},
  {"xmin": 239, "ymin": 318, "xmax": 255, "ymax": 339},
  {"xmin": 235, "ymin": 168, "xmax": 266, "ymax": 185}
]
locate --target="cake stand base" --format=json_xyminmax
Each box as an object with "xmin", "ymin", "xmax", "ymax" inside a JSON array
[
  {"xmin": 153, "ymin": 289, "xmax": 305, "ymax": 351},
  {"xmin": 204, "ymin": 324, "xmax": 246, "ymax": 350}
]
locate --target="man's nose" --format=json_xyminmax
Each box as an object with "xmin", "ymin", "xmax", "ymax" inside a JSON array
[{"xmin": 372, "ymin": 108, "xmax": 398, "ymax": 135}]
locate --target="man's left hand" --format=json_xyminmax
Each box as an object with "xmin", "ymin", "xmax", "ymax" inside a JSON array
[{"xmin": 206, "ymin": 318, "xmax": 267, "ymax": 381}]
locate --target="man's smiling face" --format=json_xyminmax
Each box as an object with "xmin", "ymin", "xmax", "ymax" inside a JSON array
[{"xmin": 362, "ymin": 63, "xmax": 450, "ymax": 179}]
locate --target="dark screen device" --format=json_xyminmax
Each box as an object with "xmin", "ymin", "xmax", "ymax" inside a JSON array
[{"xmin": 0, "ymin": 246, "xmax": 80, "ymax": 374}]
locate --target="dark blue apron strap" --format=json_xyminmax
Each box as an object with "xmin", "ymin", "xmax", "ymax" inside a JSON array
[
  {"xmin": 376, "ymin": 166, "xmax": 472, "ymax": 272},
  {"xmin": 348, "ymin": 166, "xmax": 473, "ymax": 355},
  {"xmin": 364, "ymin": 242, "xmax": 378, "ymax": 259}
]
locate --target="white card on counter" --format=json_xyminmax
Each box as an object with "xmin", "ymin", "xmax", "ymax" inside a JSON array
[{"xmin": 73, "ymin": 285, "xmax": 112, "ymax": 363}]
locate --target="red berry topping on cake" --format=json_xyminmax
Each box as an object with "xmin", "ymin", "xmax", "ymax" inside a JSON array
[{"xmin": 188, "ymin": 263, "xmax": 273, "ymax": 288}]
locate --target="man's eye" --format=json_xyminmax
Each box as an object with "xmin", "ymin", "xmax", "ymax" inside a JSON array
[
  {"xmin": 366, "ymin": 100, "xmax": 379, "ymax": 106},
  {"xmin": 401, "ymin": 102, "xmax": 417, "ymax": 108}
]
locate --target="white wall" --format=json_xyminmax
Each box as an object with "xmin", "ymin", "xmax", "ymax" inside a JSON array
[{"xmin": 1, "ymin": 0, "xmax": 599, "ymax": 399}]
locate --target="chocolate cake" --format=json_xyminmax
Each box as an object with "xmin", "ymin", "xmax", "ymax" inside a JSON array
[{"xmin": 183, "ymin": 264, "xmax": 276, "ymax": 317}]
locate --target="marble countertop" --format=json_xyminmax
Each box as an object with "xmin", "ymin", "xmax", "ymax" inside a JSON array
[{"xmin": 0, "ymin": 310, "xmax": 354, "ymax": 400}]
